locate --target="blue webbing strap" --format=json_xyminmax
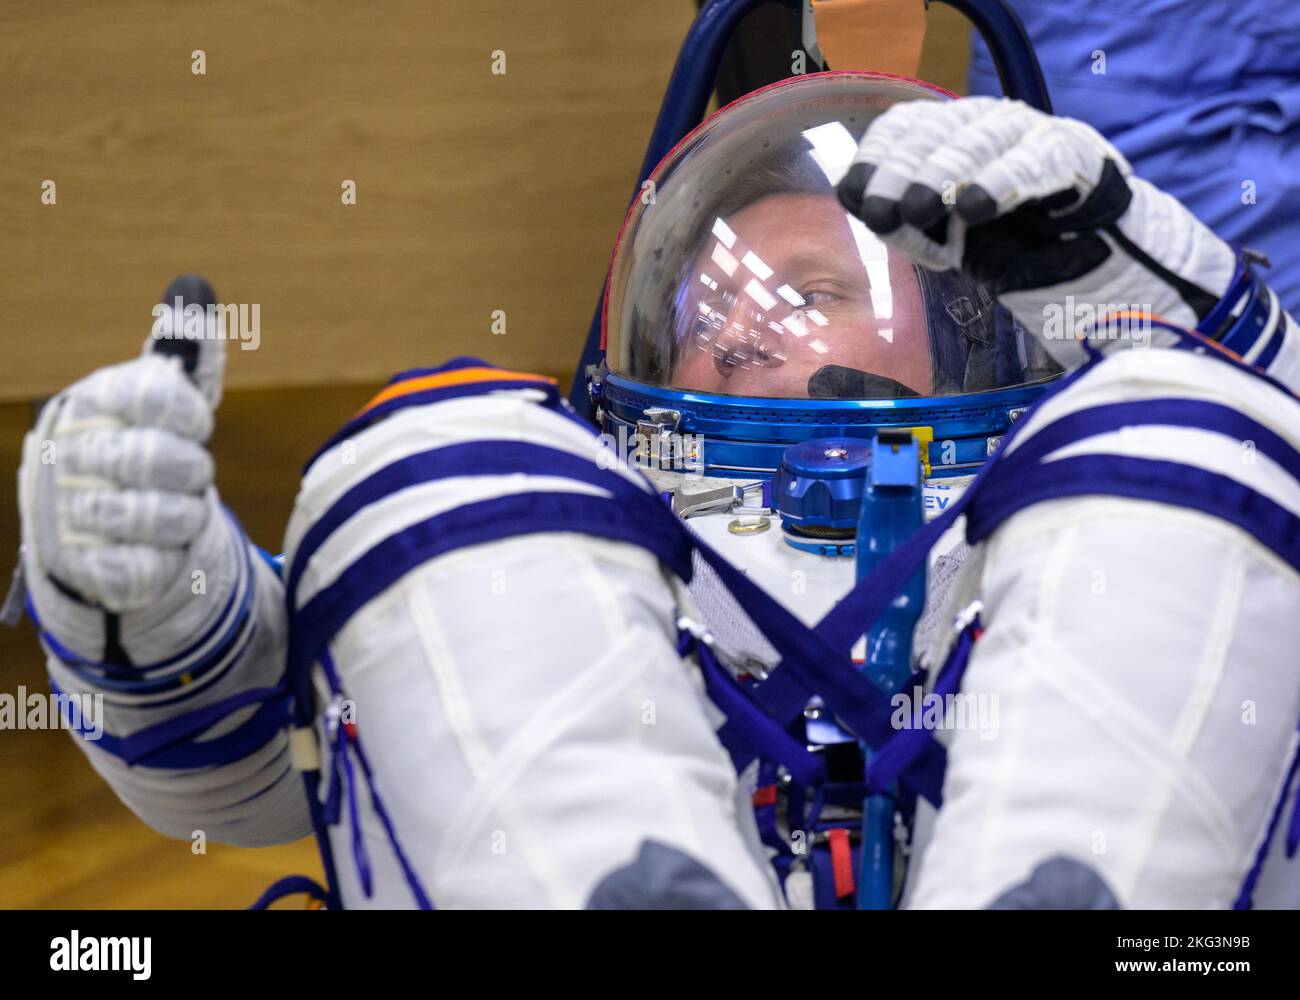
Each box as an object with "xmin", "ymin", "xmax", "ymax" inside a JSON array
[
  {"xmin": 249, "ymin": 874, "xmax": 331, "ymax": 910},
  {"xmin": 1198, "ymin": 256, "xmax": 1253, "ymax": 341},
  {"xmin": 1251, "ymin": 291, "xmax": 1287, "ymax": 372},
  {"xmin": 751, "ymin": 759, "xmax": 793, "ymax": 883},
  {"xmin": 1292, "ymin": 757, "xmax": 1300, "ymax": 859},
  {"xmin": 1200, "ymin": 256, "xmax": 1285, "ymax": 370},
  {"xmin": 996, "ymin": 398, "xmax": 1300, "ymax": 483},
  {"xmin": 285, "ymin": 443, "xmax": 912, "ymax": 780},
  {"xmin": 283, "ymin": 430, "xmax": 920, "ymax": 906},
  {"xmin": 971, "ymin": 454, "xmax": 1300, "ymax": 571},
  {"xmin": 52, "ymin": 672, "xmax": 291, "ymax": 770},
  {"xmin": 864, "ymin": 616, "xmax": 981, "ymax": 795},
  {"xmin": 286, "ymin": 440, "xmax": 675, "ymax": 605},
  {"xmin": 688, "ymin": 531, "xmax": 949, "ymax": 801},
  {"xmin": 289, "ymin": 490, "xmax": 694, "ymax": 672},
  {"xmin": 692, "ymin": 639, "xmax": 826, "ymax": 787}
]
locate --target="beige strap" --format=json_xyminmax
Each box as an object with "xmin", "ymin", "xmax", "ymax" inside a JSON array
[{"xmin": 289, "ymin": 726, "xmax": 320, "ymax": 771}]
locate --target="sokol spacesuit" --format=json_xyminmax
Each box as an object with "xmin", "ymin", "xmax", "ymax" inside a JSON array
[{"xmin": 16, "ymin": 73, "xmax": 1300, "ymax": 909}]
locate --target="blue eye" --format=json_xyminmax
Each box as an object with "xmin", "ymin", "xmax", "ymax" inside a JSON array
[{"xmin": 800, "ymin": 289, "xmax": 841, "ymax": 307}]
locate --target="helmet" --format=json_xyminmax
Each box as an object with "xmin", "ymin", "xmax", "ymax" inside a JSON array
[{"xmin": 597, "ymin": 72, "xmax": 1061, "ymax": 481}]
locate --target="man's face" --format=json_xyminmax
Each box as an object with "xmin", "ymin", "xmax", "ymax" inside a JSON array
[{"xmin": 671, "ymin": 192, "xmax": 932, "ymax": 398}]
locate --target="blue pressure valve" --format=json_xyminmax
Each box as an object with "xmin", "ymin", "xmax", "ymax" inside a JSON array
[{"xmin": 772, "ymin": 438, "xmax": 873, "ymax": 556}]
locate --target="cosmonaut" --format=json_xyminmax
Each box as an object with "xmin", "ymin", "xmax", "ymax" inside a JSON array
[{"xmin": 14, "ymin": 72, "xmax": 1300, "ymax": 909}]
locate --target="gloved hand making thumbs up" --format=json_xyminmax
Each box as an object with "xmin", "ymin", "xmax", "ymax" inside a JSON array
[
  {"xmin": 15, "ymin": 276, "xmax": 308, "ymax": 847},
  {"xmin": 20, "ymin": 277, "xmax": 232, "ymax": 640}
]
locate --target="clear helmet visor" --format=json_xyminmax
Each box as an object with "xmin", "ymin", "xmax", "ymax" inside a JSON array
[{"xmin": 604, "ymin": 72, "xmax": 1061, "ymax": 400}]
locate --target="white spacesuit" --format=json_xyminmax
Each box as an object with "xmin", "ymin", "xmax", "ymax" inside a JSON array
[{"xmin": 16, "ymin": 73, "xmax": 1300, "ymax": 909}]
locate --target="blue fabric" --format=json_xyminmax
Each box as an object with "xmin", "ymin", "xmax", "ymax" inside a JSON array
[
  {"xmin": 1206, "ymin": 260, "xmax": 1289, "ymax": 370},
  {"xmin": 970, "ymin": 0, "xmax": 1300, "ymax": 309},
  {"xmin": 1253, "ymin": 310, "xmax": 1288, "ymax": 371},
  {"xmin": 752, "ymin": 759, "xmax": 792, "ymax": 880},
  {"xmin": 298, "ymin": 767, "xmax": 344, "ymax": 912},
  {"xmin": 1200, "ymin": 258, "xmax": 1254, "ymax": 339},
  {"xmin": 996, "ymin": 397, "xmax": 1300, "ymax": 483}
]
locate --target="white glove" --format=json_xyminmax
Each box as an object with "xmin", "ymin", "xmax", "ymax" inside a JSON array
[
  {"xmin": 836, "ymin": 97, "xmax": 1237, "ymax": 366},
  {"xmin": 18, "ymin": 283, "xmax": 239, "ymax": 665},
  {"xmin": 22, "ymin": 355, "xmax": 214, "ymax": 612},
  {"xmin": 16, "ymin": 279, "xmax": 312, "ymax": 849}
]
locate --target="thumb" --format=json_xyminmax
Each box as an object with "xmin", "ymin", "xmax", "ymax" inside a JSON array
[{"xmin": 144, "ymin": 273, "xmax": 227, "ymax": 411}]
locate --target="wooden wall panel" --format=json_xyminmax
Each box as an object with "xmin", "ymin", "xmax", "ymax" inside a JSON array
[
  {"xmin": 0, "ymin": 1, "xmax": 971, "ymax": 403},
  {"xmin": 919, "ymin": 2, "xmax": 972, "ymax": 96},
  {"xmin": 0, "ymin": 0, "xmax": 698, "ymax": 400}
]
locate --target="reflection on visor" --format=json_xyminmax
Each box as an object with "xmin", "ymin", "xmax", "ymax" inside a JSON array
[
  {"xmin": 672, "ymin": 189, "xmax": 930, "ymax": 399},
  {"xmin": 604, "ymin": 73, "xmax": 1063, "ymax": 402}
]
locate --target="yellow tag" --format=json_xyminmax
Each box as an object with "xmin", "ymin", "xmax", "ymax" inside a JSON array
[{"xmin": 899, "ymin": 425, "xmax": 934, "ymax": 477}]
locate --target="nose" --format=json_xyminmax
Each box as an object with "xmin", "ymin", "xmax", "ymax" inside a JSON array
[
  {"xmin": 715, "ymin": 301, "xmax": 792, "ymax": 371},
  {"xmin": 718, "ymin": 288, "xmax": 756, "ymax": 332}
]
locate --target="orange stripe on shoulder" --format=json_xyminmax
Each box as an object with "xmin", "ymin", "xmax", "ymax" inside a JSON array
[
  {"xmin": 1100, "ymin": 310, "xmax": 1245, "ymax": 363},
  {"xmin": 356, "ymin": 367, "xmax": 557, "ymax": 417}
]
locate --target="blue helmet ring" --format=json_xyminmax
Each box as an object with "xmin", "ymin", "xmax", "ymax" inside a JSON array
[{"xmin": 596, "ymin": 366, "xmax": 1048, "ymax": 479}]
